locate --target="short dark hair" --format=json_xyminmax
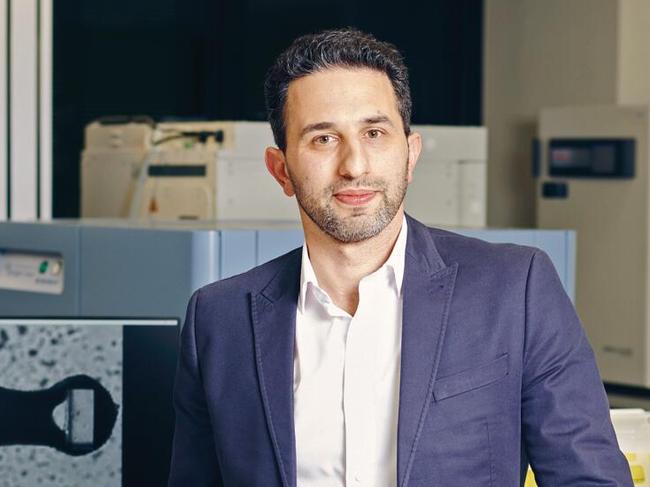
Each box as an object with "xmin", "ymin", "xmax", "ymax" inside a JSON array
[{"xmin": 264, "ymin": 28, "xmax": 412, "ymax": 151}]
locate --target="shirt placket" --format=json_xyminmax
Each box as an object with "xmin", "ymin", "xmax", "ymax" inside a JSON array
[{"xmin": 343, "ymin": 278, "xmax": 379, "ymax": 486}]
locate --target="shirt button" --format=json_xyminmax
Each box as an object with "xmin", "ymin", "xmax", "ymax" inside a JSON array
[{"xmin": 354, "ymin": 475, "xmax": 361, "ymax": 483}]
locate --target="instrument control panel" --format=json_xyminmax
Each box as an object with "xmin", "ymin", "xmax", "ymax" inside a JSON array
[{"xmin": 0, "ymin": 249, "xmax": 64, "ymax": 294}]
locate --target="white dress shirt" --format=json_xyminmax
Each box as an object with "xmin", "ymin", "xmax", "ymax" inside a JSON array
[{"xmin": 294, "ymin": 217, "xmax": 407, "ymax": 487}]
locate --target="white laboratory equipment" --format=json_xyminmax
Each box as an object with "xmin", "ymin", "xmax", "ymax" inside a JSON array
[
  {"xmin": 536, "ymin": 104, "xmax": 649, "ymax": 388},
  {"xmin": 81, "ymin": 119, "xmax": 297, "ymax": 221},
  {"xmin": 81, "ymin": 119, "xmax": 487, "ymax": 226},
  {"xmin": 407, "ymin": 124, "xmax": 486, "ymax": 226},
  {"xmin": 0, "ymin": 220, "xmax": 573, "ymax": 319}
]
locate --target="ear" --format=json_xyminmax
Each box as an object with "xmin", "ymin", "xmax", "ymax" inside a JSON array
[
  {"xmin": 406, "ymin": 132, "xmax": 422, "ymax": 183},
  {"xmin": 265, "ymin": 147, "xmax": 295, "ymax": 197}
]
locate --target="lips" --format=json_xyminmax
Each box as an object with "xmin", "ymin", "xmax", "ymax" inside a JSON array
[{"xmin": 333, "ymin": 190, "xmax": 377, "ymax": 206}]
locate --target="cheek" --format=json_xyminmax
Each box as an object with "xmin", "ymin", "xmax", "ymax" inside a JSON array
[
  {"xmin": 370, "ymin": 147, "xmax": 407, "ymax": 177},
  {"xmin": 293, "ymin": 153, "xmax": 336, "ymax": 182},
  {"xmin": 368, "ymin": 139, "xmax": 407, "ymax": 161}
]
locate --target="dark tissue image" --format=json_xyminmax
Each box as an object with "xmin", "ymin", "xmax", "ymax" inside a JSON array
[
  {"xmin": 0, "ymin": 324, "xmax": 123, "ymax": 487},
  {"xmin": 0, "ymin": 374, "xmax": 119, "ymax": 455}
]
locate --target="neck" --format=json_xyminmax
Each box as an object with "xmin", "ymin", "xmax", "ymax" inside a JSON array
[{"xmin": 302, "ymin": 209, "xmax": 404, "ymax": 315}]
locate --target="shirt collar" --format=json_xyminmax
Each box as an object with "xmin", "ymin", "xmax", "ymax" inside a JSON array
[
  {"xmin": 384, "ymin": 215, "xmax": 408, "ymax": 297},
  {"xmin": 298, "ymin": 216, "xmax": 408, "ymax": 313}
]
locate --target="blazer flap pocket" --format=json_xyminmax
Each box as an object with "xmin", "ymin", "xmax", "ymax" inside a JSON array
[{"xmin": 433, "ymin": 353, "xmax": 509, "ymax": 401}]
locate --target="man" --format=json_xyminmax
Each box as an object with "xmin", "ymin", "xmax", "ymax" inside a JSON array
[{"xmin": 168, "ymin": 29, "xmax": 632, "ymax": 486}]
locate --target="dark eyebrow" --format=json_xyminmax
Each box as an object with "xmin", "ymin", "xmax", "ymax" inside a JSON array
[
  {"xmin": 299, "ymin": 115, "xmax": 395, "ymax": 139},
  {"xmin": 362, "ymin": 115, "xmax": 394, "ymax": 127},
  {"xmin": 299, "ymin": 122, "xmax": 335, "ymax": 138}
]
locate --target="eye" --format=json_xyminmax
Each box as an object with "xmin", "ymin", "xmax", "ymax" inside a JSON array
[
  {"xmin": 314, "ymin": 134, "xmax": 336, "ymax": 145},
  {"xmin": 366, "ymin": 129, "xmax": 382, "ymax": 139}
]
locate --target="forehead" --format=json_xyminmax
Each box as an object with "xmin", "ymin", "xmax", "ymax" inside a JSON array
[{"xmin": 284, "ymin": 68, "xmax": 400, "ymax": 128}]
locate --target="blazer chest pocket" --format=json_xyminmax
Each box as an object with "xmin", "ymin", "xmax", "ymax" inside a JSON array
[{"xmin": 433, "ymin": 353, "xmax": 509, "ymax": 401}]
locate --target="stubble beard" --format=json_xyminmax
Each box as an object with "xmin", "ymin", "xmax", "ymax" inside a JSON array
[{"xmin": 288, "ymin": 159, "xmax": 409, "ymax": 243}]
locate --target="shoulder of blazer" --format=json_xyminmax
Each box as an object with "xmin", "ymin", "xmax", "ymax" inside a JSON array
[{"xmin": 406, "ymin": 215, "xmax": 538, "ymax": 274}]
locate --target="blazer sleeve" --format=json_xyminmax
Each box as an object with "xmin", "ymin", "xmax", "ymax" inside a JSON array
[
  {"xmin": 168, "ymin": 290, "xmax": 223, "ymax": 487},
  {"xmin": 521, "ymin": 251, "xmax": 633, "ymax": 486}
]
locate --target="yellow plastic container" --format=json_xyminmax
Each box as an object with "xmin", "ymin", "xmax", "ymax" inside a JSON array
[
  {"xmin": 524, "ymin": 468, "xmax": 537, "ymax": 487},
  {"xmin": 611, "ymin": 409, "xmax": 650, "ymax": 486}
]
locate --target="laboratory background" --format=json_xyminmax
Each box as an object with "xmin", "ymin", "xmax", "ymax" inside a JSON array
[{"xmin": 1, "ymin": 0, "xmax": 650, "ymax": 486}]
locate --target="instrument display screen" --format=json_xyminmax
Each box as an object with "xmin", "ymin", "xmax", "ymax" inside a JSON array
[{"xmin": 548, "ymin": 139, "xmax": 635, "ymax": 178}]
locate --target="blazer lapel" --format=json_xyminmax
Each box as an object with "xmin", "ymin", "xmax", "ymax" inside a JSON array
[
  {"xmin": 398, "ymin": 216, "xmax": 458, "ymax": 487},
  {"xmin": 251, "ymin": 249, "xmax": 301, "ymax": 487}
]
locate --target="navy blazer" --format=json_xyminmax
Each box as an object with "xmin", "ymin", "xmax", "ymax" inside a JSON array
[{"xmin": 168, "ymin": 216, "xmax": 633, "ymax": 486}]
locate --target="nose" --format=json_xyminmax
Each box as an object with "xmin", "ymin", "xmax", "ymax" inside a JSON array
[{"xmin": 338, "ymin": 139, "xmax": 369, "ymax": 179}]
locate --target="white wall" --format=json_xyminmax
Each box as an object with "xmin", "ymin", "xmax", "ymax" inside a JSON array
[
  {"xmin": 617, "ymin": 0, "xmax": 650, "ymax": 104},
  {"xmin": 10, "ymin": 0, "xmax": 39, "ymax": 220},
  {"xmin": 0, "ymin": 0, "xmax": 7, "ymax": 220},
  {"xmin": 0, "ymin": 0, "xmax": 51, "ymax": 221},
  {"xmin": 483, "ymin": 0, "xmax": 646, "ymax": 227}
]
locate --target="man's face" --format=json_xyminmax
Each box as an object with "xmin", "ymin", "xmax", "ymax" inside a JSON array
[{"xmin": 266, "ymin": 67, "xmax": 420, "ymax": 243}]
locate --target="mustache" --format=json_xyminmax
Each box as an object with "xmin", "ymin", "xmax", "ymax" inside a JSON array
[{"xmin": 326, "ymin": 178, "xmax": 388, "ymax": 195}]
